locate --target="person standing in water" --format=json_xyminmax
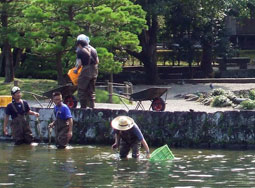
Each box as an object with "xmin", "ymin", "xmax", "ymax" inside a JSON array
[
  {"xmin": 3, "ymin": 86, "xmax": 39, "ymax": 145},
  {"xmin": 111, "ymin": 115, "xmax": 150, "ymax": 159},
  {"xmin": 48, "ymin": 92, "xmax": 73, "ymax": 149}
]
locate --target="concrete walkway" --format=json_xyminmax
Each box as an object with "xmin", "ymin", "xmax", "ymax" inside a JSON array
[{"xmin": 29, "ymin": 82, "xmax": 255, "ymax": 113}]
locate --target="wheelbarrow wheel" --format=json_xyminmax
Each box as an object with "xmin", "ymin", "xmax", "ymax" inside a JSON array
[
  {"xmin": 151, "ymin": 97, "xmax": 166, "ymax": 111},
  {"xmin": 64, "ymin": 95, "xmax": 77, "ymax": 109}
]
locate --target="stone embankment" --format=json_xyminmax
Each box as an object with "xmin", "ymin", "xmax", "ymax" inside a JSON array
[{"xmin": 1, "ymin": 107, "xmax": 255, "ymax": 149}]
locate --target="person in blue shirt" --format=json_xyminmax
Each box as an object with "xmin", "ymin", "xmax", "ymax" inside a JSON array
[
  {"xmin": 111, "ymin": 116, "xmax": 150, "ymax": 159},
  {"xmin": 3, "ymin": 86, "xmax": 39, "ymax": 145},
  {"xmin": 48, "ymin": 92, "xmax": 73, "ymax": 149}
]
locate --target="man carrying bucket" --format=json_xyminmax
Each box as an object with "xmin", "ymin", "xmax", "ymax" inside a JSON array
[
  {"xmin": 75, "ymin": 34, "xmax": 99, "ymax": 109},
  {"xmin": 111, "ymin": 116, "xmax": 150, "ymax": 159},
  {"xmin": 48, "ymin": 92, "xmax": 73, "ymax": 149},
  {"xmin": 3, "ymin": 86, "xmax": 40, "ymax": 145}
]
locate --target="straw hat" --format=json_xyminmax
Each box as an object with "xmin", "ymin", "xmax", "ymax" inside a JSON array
[{"xmin": 111, "ymin": 116, "xmax": 134, "ymax": 131}]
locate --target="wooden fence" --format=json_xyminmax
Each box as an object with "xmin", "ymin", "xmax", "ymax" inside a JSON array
[{"xmin": 96, "ymin": 81, "xmax": 133, "ymax": 103}]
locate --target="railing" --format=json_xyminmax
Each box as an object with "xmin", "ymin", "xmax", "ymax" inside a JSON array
[
  {"xmin": 96, "ymin": 81, "xmax": 133, "ymax": 103},
  {"xmin": 216, "ymin": 57, "xmax": 250, "ymax": 71}
]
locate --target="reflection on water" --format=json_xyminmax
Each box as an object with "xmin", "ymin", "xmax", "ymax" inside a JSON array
[{"xmin": 1, "ymin": 142, "xmax": 255, "ymax": 187}]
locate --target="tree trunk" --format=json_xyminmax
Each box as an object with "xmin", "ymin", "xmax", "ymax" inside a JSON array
[
  {"xmin": 1, "ymin": 3, "xmax": 14, "ymax": 83},
  {"xmin": 0, "ymin": 50, "xmax": 4, "ymax": 77},
  {"xmin": 3, "ymin": 41, "xmax": 14, "ymax": 83},
  {"xmin": 141, "ymin": 48, "xmax": 158, "ymax": 84},
  {"xmin": 127, "ymin": 14, "xmax": 160, "ymax": 84},
  {"xmin": 55, "ymin": 6, "xmax": 73, "ymax": 85},
  {"xmin": 201, "ymin": 41, "xmax": 213, "ymax": 77},
  {"xmin": 56, "ymin": 52, "xmax": 65, "ymax": 85},
  {"xmin": 13, "ymin": 48, "xmax": 22, "ymax": 70}
]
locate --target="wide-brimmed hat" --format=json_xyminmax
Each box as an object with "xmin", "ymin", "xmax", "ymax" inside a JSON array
[{"xmin": 111, "ymin": 116, "xmax": 134, "ymax": 131}]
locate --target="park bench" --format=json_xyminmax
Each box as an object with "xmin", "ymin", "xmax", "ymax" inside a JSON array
[{"xmin": 216, "ymin": 57, "xmax": 250, "ymax": 71}]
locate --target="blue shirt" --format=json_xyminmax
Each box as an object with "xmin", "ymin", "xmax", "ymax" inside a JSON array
[
  {"xmin": 54, "ymin": 103, "xmax": 72, "ymax": 120},
  {"xmin": 5, "ymin": 100, "xmax": 30, "ymax": 119},
  {"xmin": 114, "ymin": 124, "xmax": 144, "ymax": 143}
]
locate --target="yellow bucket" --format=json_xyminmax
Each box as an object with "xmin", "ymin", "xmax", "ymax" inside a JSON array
[
  {"xmin": 67, "ymin": 67, "xmax": 82, "ymax": 86},
  {"xmin": 0, "ymin": 96, "xmax": 12, "ymax": 107}
]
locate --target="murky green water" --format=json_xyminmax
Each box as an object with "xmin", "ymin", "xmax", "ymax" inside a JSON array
[{"xmin": 1, "ymin": 142, "xmax": 255, "ymax": 188}]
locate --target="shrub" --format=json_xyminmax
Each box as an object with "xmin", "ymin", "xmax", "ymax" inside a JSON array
[
  {"xmin": 240, "ymin": 100, "xmax": 255, "ymax": 110},
  {"xmin": 211, "ymin": 88, "xmax": 225, "ymax": 96},
  {"xmin": 211, "ymin": 95, "xmax": 232, "ymax": 107},
  {"xmin": 249, "ymin": 90, "xmax": 255, "ymax": 100}
]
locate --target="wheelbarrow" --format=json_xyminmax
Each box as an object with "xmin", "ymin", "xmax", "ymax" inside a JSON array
[
  {"xmin": 23, "ymin": 68, "xmax": 79, "ymax": 109},
  {"xmin": 42, "ymin": 84, "xmax": 78, "ymax": 108},
  {"xmin": 118, "ymin": 87, "xmax": 169, "ymax": 111},
  {"xmin": 23, "ymin": 84, "xmax": 78, "ymax": 109}
]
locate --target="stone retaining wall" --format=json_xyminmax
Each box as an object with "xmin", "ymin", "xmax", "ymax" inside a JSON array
[{"xmin": 0, "ymin": 107, "xmax": 255, "ymax": 149}]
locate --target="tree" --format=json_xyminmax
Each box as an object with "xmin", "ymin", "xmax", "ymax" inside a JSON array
[
  {"xmin": 24, "ymin": 0, "xmax": 146, "ymax": 85},
  {"xmin": 162, "ymin": 0, "xmax": 228, "ymax": 77},
  {"xmin": 126, "ymin": 0, "xmax": 168, "ymax": 84},
  {"xmin": 0, "ymin": 0, "xmax": 30, "ymax": 83}
]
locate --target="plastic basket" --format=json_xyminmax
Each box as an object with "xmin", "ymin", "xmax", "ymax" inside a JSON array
[
  {"xmin": 67, "ymin": 67, "xmax": 81, "ymax": 86},
  {"xmin": 0, "ymin": 96, "xmax": 12, "ymax": 107},
  {"xmin": 149, "ymin": 144, "xmax": 175, "ymax": 162}
]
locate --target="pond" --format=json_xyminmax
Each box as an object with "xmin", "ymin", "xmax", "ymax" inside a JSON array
[{"xmin": 1, "ymin": 142, "xmax": 255, "ymax": 187}]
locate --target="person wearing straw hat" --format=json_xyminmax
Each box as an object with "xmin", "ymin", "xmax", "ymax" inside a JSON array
[
  {"xmin": 3, "ymin": 86, "xmax": 39, "ymax": 145},
  {"xmin": 111, "ymin": 115, "xmax": 150, "ymax": 159}
]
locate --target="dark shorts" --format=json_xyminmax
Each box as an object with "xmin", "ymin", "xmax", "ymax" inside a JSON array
[{"xmin": 119, "ymin": 140, "xmax": 141, "ymax": 158}]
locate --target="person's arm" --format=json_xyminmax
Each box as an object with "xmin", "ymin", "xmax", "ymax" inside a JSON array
[
  {"xmin": 28, "ymin": 110, "xmax": 39, "ymax": 117},
  {"xmin": 48, "ymin": 121, "xmax": 55, "ymax": 128},
  {"xmin": 112, "ymin": 132, "xmax": 120, "ymax": 150},
  {"xmin": 66, "ymin": 118, "xmax": 73, "ymax": 140},
  {"xmin": 3, "ymin": 115, "xmax": 10, "ymax": 136},
  {"xmin": 141, "ymin": 138, "xmax": 150, "ymax": 158},
  {"xmin": 76, "ymin": 59, "xmax": 82, "ymax": 69},
  {"xmin": 96, "ymin": 56, "xmax": 99, "ymax": 64}
]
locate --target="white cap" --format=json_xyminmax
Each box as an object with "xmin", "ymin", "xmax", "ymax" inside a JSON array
[
  {"xmin": 11, "ymin": 86, "xmax": 20, "ymax": 95},
  {"xmin": 77, "ymin": 34, "xmax": 90, "ymax": 44}
]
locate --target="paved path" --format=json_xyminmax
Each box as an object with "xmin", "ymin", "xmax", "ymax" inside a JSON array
[{"xmin": 29, "ymin": 83, "xmax": 255, "ymax": 112}]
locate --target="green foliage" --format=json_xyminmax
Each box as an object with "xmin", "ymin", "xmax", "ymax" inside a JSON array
[
  {"xmin": 15, "ymin": 54, "xmax": 58, "ymax": 79},
  {"xmin": 0, "ymin": 77, "xmax": 58, "ymax": 100},
  {"xmin": 211, "ymin": 95, "xmax": 233, "ymax": 107},
  {"xmin": 212, "ymin": 88, "xmax": 226, "ymax": 96},
  {"xmin": 97, "ymin": 48, "xmax": 122, "ymax": 74},
  {"xmin": 240, "ymin": 100, "xmax": 255, "ymax": 110},
  {"xmin": 95, "ymin": 89, "xmax": 128, "ymax": 104},
  {"xmin": 22, "ymin": 0, "xmax": 146, "ymax": 78},
  {"xmin": 249, "ymin": 90, "xmax": 255, "ymax": 100}
]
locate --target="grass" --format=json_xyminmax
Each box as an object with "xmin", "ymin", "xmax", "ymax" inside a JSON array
[
  {"xmin": 0, "ymin": 77, "xmax": 58, "ymax": 100},
  {"xmin": 0, "ymin": 77, "xmax": 130, "ymax": 104}
]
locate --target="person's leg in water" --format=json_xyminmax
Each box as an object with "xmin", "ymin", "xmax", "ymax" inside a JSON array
[
  {"xmin": 131, "ymin": 142, "xmax": 141, "ymax": 159},
  {"xmin": 55, "ymin": 120, "xmax": 70, "ymax": 149},
  {"xmin": 119, "ymin": 141, "xmax": 130, "ymax": 159}
]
